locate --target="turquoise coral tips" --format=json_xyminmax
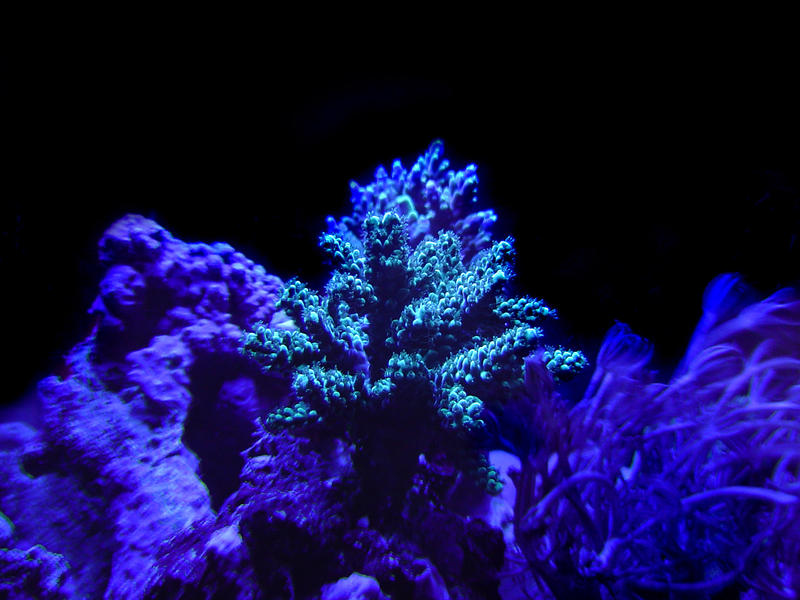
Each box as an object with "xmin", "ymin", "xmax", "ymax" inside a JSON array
[
  {"xmin": 327, "ymin": 140, "xmax": 497, "ymax": 264},
  {"xmin": 241, "ymin": 201, "xmax": 585, "ymax": 494}
]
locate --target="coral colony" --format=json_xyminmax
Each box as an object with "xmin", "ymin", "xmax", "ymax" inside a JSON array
[{"xmin": 0, "ymin": 142, "xmax": 797, "ymax": 599}]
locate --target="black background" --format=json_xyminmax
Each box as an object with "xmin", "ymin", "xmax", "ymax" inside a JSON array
[{"xmin": 3, "ymin": 39, "xmax": 799, "ymax": 405}]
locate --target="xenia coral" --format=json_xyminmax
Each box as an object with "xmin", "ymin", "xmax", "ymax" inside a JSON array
[
  {"xmin": 510, "ymin": 275, "xmax": 800, "ymax": 599},
  {"xmin": 242, "ymin": 208, "xmax": 586, "ymax": 503}
]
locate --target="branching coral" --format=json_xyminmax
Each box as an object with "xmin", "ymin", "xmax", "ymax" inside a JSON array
[
  {"xmin": 511, "ymin": 275, "xmax": 800, "ymax": 599},
  {"xmin": 326, "ymin": 140, "xmax": 498, "ymax": 264},
  {"xmin": 242, "ymin": 204, "xmax": 585, "ymax": 507}
]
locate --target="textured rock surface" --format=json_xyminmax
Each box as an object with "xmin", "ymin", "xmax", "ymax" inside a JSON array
[
  {"xmin": 91, "ymin": 214, "xmax": 283, "ymax": 350},
  {"xmin": 1, "ymin": 215, "xmax": 286, "ymax": 598},
  {"xmin": 0, "ymin": 544, "xmax": 74, "ymax": 600}
]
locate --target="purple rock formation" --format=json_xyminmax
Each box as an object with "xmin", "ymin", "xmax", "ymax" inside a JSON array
[
  {"xmin": 0, "ymin": 544, "xmax": 74, "ymax": 599},
  {"xmin": 90, "ymin": 213, "xmax": 284, "ymax": 356},
  {"xmin": 510, "ymin": 277, "xmax": 800, "ymax": 598},
  {"xmin": 1, "ymin": 215, "xmax": 287, "ymax": 598}
]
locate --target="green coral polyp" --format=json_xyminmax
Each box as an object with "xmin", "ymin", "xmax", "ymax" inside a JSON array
[
  {"xmin": 241, "ymin": 327, "xmax": 320, "ymax": 373},
  {"xmin": 265, "ymin": 401, "xmax": 320, "ymax": 428},
  {"xmin": 293, "ymin": 365, "xmax": 364, "ymax": 413},
  {"xmin": 495, "ymin": 296, "xmax": 554, "ymax": 325},
  {"xmin": 438, "ymin": 385, "xmax": 485, "ymax": 432},
  {"xmin": 542, "ymin": 347, "xmax": 589, "ymax": 380},
  {"xmin": 241, "ymin": 209, "xmax": 586, "ymax": 494}
]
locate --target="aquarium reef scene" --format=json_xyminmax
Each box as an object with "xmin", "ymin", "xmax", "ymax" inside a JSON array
[{"xmin": 1, "ymin": 142, "xmax": 798, "ymax": 599}]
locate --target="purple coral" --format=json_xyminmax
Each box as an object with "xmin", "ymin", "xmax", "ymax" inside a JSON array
[{"xmin": 511, "ymin": 275, "xmax": 800, "ymax": 599}]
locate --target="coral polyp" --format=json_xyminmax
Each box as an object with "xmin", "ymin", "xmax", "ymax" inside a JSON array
[{"xmin": 326, "ymin": 139, "xmax": 497, "ymax": 263}]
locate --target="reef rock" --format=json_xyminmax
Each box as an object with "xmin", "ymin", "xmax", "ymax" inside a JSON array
[{"xmin": 0, "ymin": 215, "xmax": 286, "ymax": 598}]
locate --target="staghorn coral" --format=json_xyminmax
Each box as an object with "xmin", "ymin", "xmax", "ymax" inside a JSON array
[
  {"xmin": 510, "ymin": 275, "xmax": 800, "ymax": 599},
  {"xmin": 242, "ymin": 208, "xmax": 586, "ymax": 507}
]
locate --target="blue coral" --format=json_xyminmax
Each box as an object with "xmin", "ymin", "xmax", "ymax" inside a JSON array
[
  {"xmin": 326, "ymin": 140, "xmax": 497, "ymax": 264},
  {"xmin": 242, "ymin": 206, "xmax": 585, "ymax": 495}
]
